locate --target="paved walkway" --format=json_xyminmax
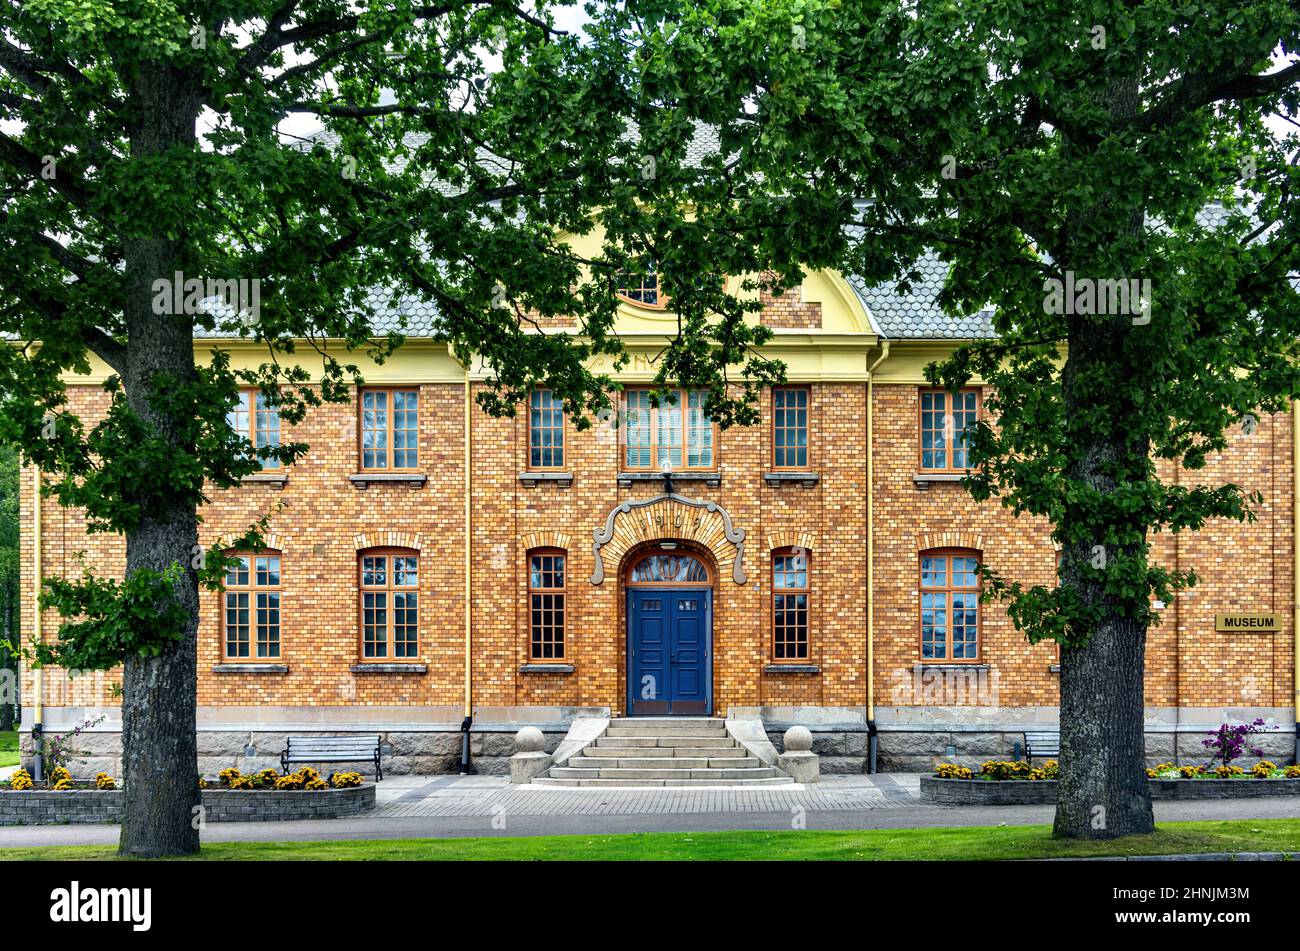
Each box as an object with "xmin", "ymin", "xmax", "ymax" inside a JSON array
[{"xmin": 2, "ymin": 773, "xmax": 1298, "ymax": 848}]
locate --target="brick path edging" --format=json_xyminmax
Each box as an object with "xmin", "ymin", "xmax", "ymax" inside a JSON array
[
  {"xmin": 0, "ymin": 784, "xmax": 376, "ymax": 825},
  {"xmin": 921, "ymin": 775, "xmax": 1300, "ymax": 805}
]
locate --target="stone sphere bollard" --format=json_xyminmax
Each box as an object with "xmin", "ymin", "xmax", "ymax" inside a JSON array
[
  {"xmin": 784, "ymin": 725, "xmax": 813, "ymax": 752},
  {"xmin": 515, "ymin": 726, "xmax": 545, "ymax": 753}
]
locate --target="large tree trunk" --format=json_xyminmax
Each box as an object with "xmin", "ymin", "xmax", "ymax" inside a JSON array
[
  {"xmin": 1053, "ymin": 293, "xmax": 1155, "ymax": 840},
  {"xmin": 1049, "ymin": 60, "xmax": 1155, "ymax": 839},
  {"xmin": 117, "ymin": 63, "xmax": 202, "ymax": 858}
]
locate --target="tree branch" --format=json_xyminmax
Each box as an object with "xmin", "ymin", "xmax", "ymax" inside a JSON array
[
  {"xmin": 1133, "ymin": 61, "xmax": 1300, "ymax": 134},
  {"xmin": 0, "ymin": 131, "xmax": 94, "ymax": 210}
]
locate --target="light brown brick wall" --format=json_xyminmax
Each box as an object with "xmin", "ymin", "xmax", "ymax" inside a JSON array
[
  {"xmin": 18, "ymin": 378, "xmax": 1295, "ymax": 718},
  {"xmin": 870, "ymin": 383, "xmax": 1295, "ymax": 710}
]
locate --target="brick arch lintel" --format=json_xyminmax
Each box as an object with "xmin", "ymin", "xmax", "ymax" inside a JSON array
[
  {"xmin": 766, "ymin": 531, "xmax": 816, "ymax": 554},
  {"xmin": 215, "ymin": 532, "xmax": 283, "ymax": 552},
  {"xmin": 353, "ymin": 531, "xmax": 423, "ymax": 552},
  {"xmin": 917, "ymin": 531, "xmax": 985, "ymax": 553},
  {"xmin": 522, "ymin": 530, "xmax": 572, "ymax": 553},
  {"xmin": 590, "ymin": 493, "xmax": 747, "ymax": 586}
]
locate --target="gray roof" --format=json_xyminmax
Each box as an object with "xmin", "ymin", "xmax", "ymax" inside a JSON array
[
  {"xmin": 195, "ymin": 123, "xmax": 1242, "ymax": 342},
  {"xmin": 847, "ymin": 256, "xmax": 995, "ymax": 340}
]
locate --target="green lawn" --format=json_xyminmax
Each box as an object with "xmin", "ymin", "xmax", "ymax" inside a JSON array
[
  {"xmin": 0, "ymin": 730, "xmax": 17, "ymax": 769},
  {"xmin": 5, "ymin": 818, "xmax": 1300, "ymax": 861}
]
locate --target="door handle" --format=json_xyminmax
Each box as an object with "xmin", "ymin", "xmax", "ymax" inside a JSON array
[{"xmin": 670, "ymin": 652, "xmax": 677, "ymax": 664}]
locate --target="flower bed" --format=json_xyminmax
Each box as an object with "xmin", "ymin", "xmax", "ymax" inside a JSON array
[
  {"xmin": 1, "ymin": 766, "xmax": 375, "ymax": 825},
  {"xmin": 922, "ymin": 758, "xmax": 1300, "ymax": 805}
]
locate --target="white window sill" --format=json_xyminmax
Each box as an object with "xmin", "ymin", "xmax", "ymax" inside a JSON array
[
  {"xmin": 518, "ymin": 472, "xmax": 573, "ymax": 488},
  {"xmin": 349, "ymin": 663, "xmax": 428, "ymax": 674},
  {"xmin": 213, "ymin": 663, "xmax": 288, "ymax": 674},
  {"xmin": 349, "ymin": 473, "xmax": 427, "ymax": 487},
  {"xmin": 763, "ymin": 472, "xmax": 819, "ymax": 488},
  {"xmin": 618, "ymin": 471, "xmax": 721, "ymax": 488}
]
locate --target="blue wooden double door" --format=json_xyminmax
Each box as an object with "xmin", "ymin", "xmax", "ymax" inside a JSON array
[{"xmin": 627, "ymin": 588, "xmax": 712, "ymax": 716}]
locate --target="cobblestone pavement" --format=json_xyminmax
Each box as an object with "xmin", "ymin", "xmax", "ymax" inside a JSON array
[
  {"xmin": 3, "ymin": 773, "xmax": 1298, "ymax": 848},
  {"xmin": 369, "ymin": 774, "xmax": 922, "ymax": 819}
]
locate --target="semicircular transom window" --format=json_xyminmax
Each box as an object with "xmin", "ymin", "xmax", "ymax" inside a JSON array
[
  {"xmin": 616, "ymin": 262, "xmax": 662, "ymax": 308},
  {"xmin": 629, "ymin": 553, "xmax": 709, "ymax": 584}
]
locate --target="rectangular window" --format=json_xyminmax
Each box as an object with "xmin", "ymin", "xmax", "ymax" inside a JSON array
[
  {"xmin": 228, "ymin": 390, "xmax": 281, "ymax": 470},
  {"xmin": 529, "ymin": 389, "xmax": 565, "ymax": 469},
  {"xmin": 360, "ymin": 552, "xmax": 419, "ymax": 659},
  {"xmin": 224, "ymin": 553, "xmax": 281, "ymax": 660},
  {"xmin": 920, "ymin": 551, "xmax": 980, "ymax": 661},
  {"xmin": 622, "ymin": 388, "xmax": 716, "ymax": 470},
  {"xmin": 772, "ymin": 550, "xmax": 810, "ymax": 660},
  {"xmin": 361, "ymin": 388, "xmax": 419, "ymax": 471},
  {"xmin": 772, "ymin": 387, "xmax": 809, "ymax": 469},
  {"xmin": 919, "ymin": 388, "xmax": 979, "ymax": 472},
  {"xmin": 529, "ymin": 551, "xmax": 566, "ymax": 660}
]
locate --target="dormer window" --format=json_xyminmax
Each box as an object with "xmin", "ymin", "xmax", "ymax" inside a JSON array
[{"xmin": 616, "ymin": 262, "xmax": 663, "ymax": 308}]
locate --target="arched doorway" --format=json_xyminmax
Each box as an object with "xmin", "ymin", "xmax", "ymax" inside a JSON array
[{"xmin": 624, "ymin": 548, "xmax": 714, "ymax": 716}]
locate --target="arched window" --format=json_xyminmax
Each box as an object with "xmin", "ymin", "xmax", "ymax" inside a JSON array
[
  {"xmin": 528, "ymin": 549, "xmax": 566, "ymax": 660},
  {"xmin": 359, "ymin": 548, "xmax": 420, "ymax": 660},
  {"xmin": 616, "ymin": 261, "xmax": 663, "ymax": 308},
  {"xmin": 920, "ymin": 549, "xmax": 980, "ymax": 661},
  {"xmin": 627, "ymin": 552, "xmax": 710, "ymax": 585},
  {"xmin": 224, "ymin": 551, "xmax": 282, "ymax": 660},
  {"xmin": 772, "ymin": 548, "xmax": 810, "ymax": 660}
]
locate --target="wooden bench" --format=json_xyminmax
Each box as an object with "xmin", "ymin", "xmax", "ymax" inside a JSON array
[
  {"xmin": 1023, "ymin": 731, "xmax": 1060, "ymax": 763},
  {"xmin": 281, "ymin": 735, "xmax": 383, "ymax": 781}
]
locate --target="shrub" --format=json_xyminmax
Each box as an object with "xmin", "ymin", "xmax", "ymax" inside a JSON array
[
  {"xmin": 51, "ymin": 777, "xmax": 73, "ymax": 791},
  {"xmin": 228, "ymin": 774, "xmax": 254, "ymax": 790},
  {"xmin": 1214, "ymin": 765, "xmax": 1246, "ymax": 778},
  {"xmin": 1041, "ymin": 760, "xmax": 1059, "ymax": 780},
  {"xmin": 1252, "ymin": 761, "xmax": 1277, "ymax": 779},
  {"xmin": 1179, "ymin": 765, "xmax": 1203, "ymax": 779},
  {"xmin": 980, "ymin": 760, "xmax": 1031, "ymax": 780},
  {"xmin": 304, "ymin": 778, "xmax": 329, "ymax": 791},
  {"xmin": 20, "ymin": 715, "xmax": 107, "ymax": 776},
  {"xmin": 329, "ymin": 771, "xmax": 364, "ymax": 788},
  {"xmin": 218, "ymin": 767, "xmax": 242, "ymax": 788},
  {"xmin": 94, "ymin": 773, "xmax": 116, "ymax": 790},
  {"xmin": 48, "ymin": 766, "xmax": 71, "ymax": 786},
  {"xmin": 274, "ymin": 773, "xmax": 305, "ymax": 790},
  {"xmin": 1286, "ymin": 765, "xmax": 1300, "ymax": 779},
  {"xmin": 1202, "ymin": 719, "xmax": 1270, "ymax": 767},
  {"xmin": 9, "ymin": 769, "xmax": 32, "ymax": 791},
  {"xmin": 198, "ymin": 775, "xmax": 208, "ymax": 789},
  {"xmin": 250, "ymin": 768, "xmax": 280, "ymax": 789},
  {"xmin": 295, "ymin": 766, "xmax": 320, "ymax": 783}
]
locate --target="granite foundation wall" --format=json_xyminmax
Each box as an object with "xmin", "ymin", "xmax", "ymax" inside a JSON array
[
  {"xmin": 880, "ymin": 728, "xmax": 1297, "ymax": 772},
  {"xmin": 20, "ymin": 729, "xmax": 566, "ymax": 780}
]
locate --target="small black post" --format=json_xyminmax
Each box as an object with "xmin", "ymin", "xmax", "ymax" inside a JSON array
[{"xmin": 459, "ymin": 715, "xmax": 475, "ymax": 775}]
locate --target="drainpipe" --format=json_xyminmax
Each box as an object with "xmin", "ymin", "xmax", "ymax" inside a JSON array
[
  {"xmin": 461, "ymin": 365, "xmax": 475, "ymax": 774},
  {"xmin": 31, "ymin": 463, "xmax": 43, "ymax": 783},
  {"xmin": 866, "ymin": 340, "xmax": 890, "ymax": 773},
  {"xmin": 1293, "ymin": 401, "xmax": 1299, "ymax": 766}
]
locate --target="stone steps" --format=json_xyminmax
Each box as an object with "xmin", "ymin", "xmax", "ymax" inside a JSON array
[
  {"xmin": 565, "ymin": 756, "xmax": 762, "ymax": 770},
  {"xmin": 531, "ymin": 776, "xmax": 795, "ymax": 788},
  {"xmin": 537, "ymin": 717, "xmax": 795, "ymax": 787},
  {"xmin": 549, "ymin": 765, "xmax": 782, "ymax": 780},
  {"xmin": 593, "ymin": 735, "xmax": 737, "ymax": 748},
  {"xmin": 582, "ymin": 745, "xmax": 750, "ymax": 759}
]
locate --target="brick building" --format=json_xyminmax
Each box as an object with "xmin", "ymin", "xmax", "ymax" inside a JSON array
[{"xmin": 17, "ymin": 245, "xmax": 1299, "ymax": 776}]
